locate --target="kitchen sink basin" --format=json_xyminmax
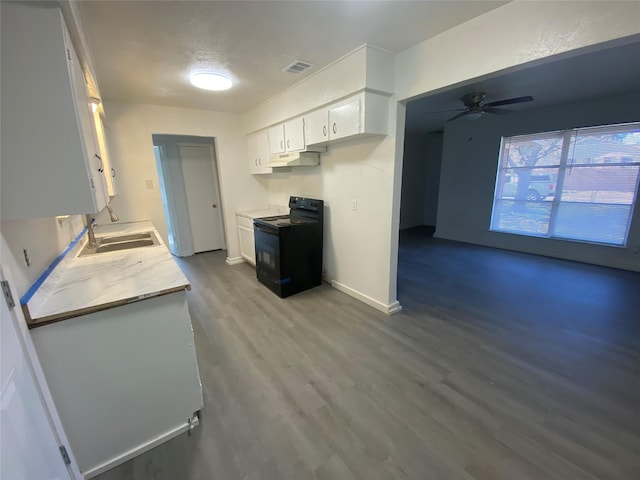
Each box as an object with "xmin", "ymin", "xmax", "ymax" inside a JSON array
[
  {"xmin": 99, "ymin": 232, "xmax": 153, "ymax": 244},
  {"xmin": 95, "ymin": 239, "xmax": 155, "ymax": 252},
  {"xmin": 79, "ymin": 231, "xmax": 159, "ymax": 257}
]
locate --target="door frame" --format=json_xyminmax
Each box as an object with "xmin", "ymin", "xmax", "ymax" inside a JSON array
[{"xmin": 152, "ymin": 135, "xmax": 226, "ymax": 257}]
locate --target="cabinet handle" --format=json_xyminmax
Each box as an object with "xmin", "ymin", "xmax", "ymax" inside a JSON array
[
  {"xmin": 332, "ymin": 123, "xmax": 337, "ymax": 134},
  {"xmin": 286, "ymin": 139, "xmax": 290, "ymax": 149},
  {"xmin": 323, "ymin": 125, "xmax": 327, "ymax": 137},
  {"xmin": 111, "ymin": 168, "xmax": 116, "ymax": 178},
  {"xmin": 95, "ymin": 154, "xmax": 104, "ymax": 173},
  {"xmin": 280, "ymin": 140, "xmax": 284, "ymax": 149}
]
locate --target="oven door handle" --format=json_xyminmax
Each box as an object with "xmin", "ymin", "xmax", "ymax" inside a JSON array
[{"xmin": 254, "ymin": 224, "xmax": 278, "ymax": 235}]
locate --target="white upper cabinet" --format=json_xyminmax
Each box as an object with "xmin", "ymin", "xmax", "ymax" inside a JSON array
[
  {"xmin": 304, "ymin": 110, "xmax": 330, "ymax": 146},
  {"xmin": 329, "ymin": 100, "xmax": 361, "ymax": 141},
  {"xmin": 0, "ymin": 2, "xmax": 108, "ymax": 220},
  {"xmin": 268, "ymin": 125, "xmax": 286, "ymax": 154},
  {"xmin": 283, "ymin": 118, "xmax": 306, "ymax": 152},
  {"xmin": 268, "ymin": 117, "xmax": 306, "ymax": 155},
  {"xmin": 247, "ymin": 131, "xmax": 272, "ymax": 175},
  {"xmin": 305, "ymin": 92, "xmax": 389, "ymax": 146},
  {"xmin": 93, "ymin": 111, "xmax": 118, "ymax": 196}
]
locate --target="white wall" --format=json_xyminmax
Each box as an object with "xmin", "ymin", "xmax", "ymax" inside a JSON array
[
  {"xmin": 399, "ymin": 133, "xmax": 429, "ymax": 229},
  {"xmin": 436, "ymin": 91, "xmax": 640, "ymax": 272},
  {"xmin": 395, "ymin": 1, "xmax": 640, "ymax": 102},
  {"xmin": 96, "ymin": 102, "xmax": 269, "ymax": 261},
  {"xmin": 265, "ymin": 97, "xmax": 401, "ymax": 311},
  {"xmin": 399, "ymin": 132, "xmax": 443, "ymax": 229},
  {"xmin": 0, "ymin": 216, "xmax": 85, "ymax": 298}
]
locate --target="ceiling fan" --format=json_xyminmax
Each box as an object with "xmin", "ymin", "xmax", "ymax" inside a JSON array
[{"xmin": 425, "ymin": 92, "xmax": 534, "ymax": 121}]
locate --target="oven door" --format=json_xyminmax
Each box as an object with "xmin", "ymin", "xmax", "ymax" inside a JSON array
[{"xmin": 254, "ymin": 223, "xmax": 280, "ymax": 278}]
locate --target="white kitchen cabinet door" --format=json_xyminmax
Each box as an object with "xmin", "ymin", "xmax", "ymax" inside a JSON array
[
  {"xmin": 93, "ymin": 111, "xmax": 117, "ymax": 196},
  {"xmin": 329, "ymin": 99, "xmax": 362, "ymax": 141},
  {"xmin": 283, "ymin": 117, "xmax": 306, "ymax": 152},
  {"xmin": 268, "ymin": 125, "xmax": 286, "ymax": 155},
  {"xmin": 0, "ymin": 2, "xmax": 108, "ymax": 219},
  {"xmin": 69, "ymin": 40, "xmax": 108, "ymax": 212},
  {"xmin": 248, "ymin": 131, "xmax": 272, "ymax": 175},
  {"xmin": 238, "ymin": 225, "xmax": 256, "ymax": 265},
  {"xmin": 305, "ymin": 109, "xmax": 329, "ymax": 146}
]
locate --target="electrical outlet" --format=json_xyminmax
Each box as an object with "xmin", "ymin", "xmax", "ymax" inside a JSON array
[{"xmin": 145, "ymin": 179, "xmax": 154, "ymax": 190}]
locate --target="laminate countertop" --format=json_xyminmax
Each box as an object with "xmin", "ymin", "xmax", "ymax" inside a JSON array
[
  {"xmin": 236, "ymin": 205, "xmax": 288, "ymax": 219},
  {"xmin": 23, "ymin": 221, "xmax": 190, "ymax": 328}
]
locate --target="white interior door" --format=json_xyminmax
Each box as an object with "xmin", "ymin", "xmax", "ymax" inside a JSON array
[
  {"xmin": 179, "ymin": 144, "xmax": 225, "ymax": 253},
  {"xmin": 0, "ymin": 267, "xmax": 75, "ymax": 480}
]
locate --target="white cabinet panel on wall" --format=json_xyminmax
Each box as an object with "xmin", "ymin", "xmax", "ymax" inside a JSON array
[
  {"xmin": 305, "ymin": 91, "xmax": 389, "ymax": 146},
  {"xmin": 93, "ymin": 111, "xmax": 118, "ymax": 196},
  {"xmin": 236, "ymin": 214, "xmax": 256, "ymax": 264},
  {"xmin": 283, "ymin": 117, "xmax": 306, "ymax": 152},
  {"xmin": 304, "ymin": 109, "xmax": 330, "ymax": 146},
  {"xmin": 329, "ymin": 99, "xmax": 361, "ymax": 141},
  {"xmin": 0, "ymin": 2, "xmax": 108, "ymax": 220},
  {"xmin": 247, "ymin": 131, "xmax": 272, "ymax": 175},
  {"xmin": 268, "ymin": 125, "xmax": 286, "ymax": 155},
  {"xmin": 268, "ymin": 117, "xmax": 307, "ymax": 156}
]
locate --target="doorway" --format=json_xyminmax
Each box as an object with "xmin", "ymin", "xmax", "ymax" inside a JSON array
[{"xmin": 152, "ymin": 135, "xmax": 226, "ymax": 257}]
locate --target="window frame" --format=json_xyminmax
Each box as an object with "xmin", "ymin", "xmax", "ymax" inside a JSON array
[{"xmin": 490, "ymin": 122, "xmax": 640, "ymax": 247}]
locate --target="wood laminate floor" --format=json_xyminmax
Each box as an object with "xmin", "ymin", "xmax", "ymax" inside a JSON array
[{"xmin": 96, "ymin": 228, "xmax": 640, "ymax": 480}]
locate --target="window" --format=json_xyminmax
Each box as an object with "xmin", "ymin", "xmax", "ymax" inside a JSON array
[{"xmin": 490, "ymin": 123, "xmax": 640, "ymax": 246}]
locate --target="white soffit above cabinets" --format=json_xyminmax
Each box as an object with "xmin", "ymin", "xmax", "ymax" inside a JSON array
[{"xmin": 78, "ymin": 0, "xmax": 508, "ymax": 113}]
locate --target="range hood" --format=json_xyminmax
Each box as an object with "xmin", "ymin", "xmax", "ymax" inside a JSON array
[{"xmin": 268, "ymin": 151, "xmax": 321, "ymax": 168}]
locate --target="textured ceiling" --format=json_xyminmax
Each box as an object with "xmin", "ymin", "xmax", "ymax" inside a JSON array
[{"xmin": 79, "ymin": 0, "xmax": 507, "ymax": 113}]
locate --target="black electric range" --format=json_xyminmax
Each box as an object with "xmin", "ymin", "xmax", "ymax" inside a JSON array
[{"xmin": 253, "ymin": 197, "xmax": 323, "ymax": 298}]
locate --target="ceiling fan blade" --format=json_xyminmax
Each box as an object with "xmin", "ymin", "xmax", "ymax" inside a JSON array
[
  {"xmin": 483, "ymin": 107, "xmax": 511, "ymax": 115},
  {"xmin": 447, "ymin": 110, "xmax": 472, "ymax": 121},
  {"xmin": 485, "ymin": 95, "xmax": 533, "ymax": 107},
  {"xmin": 422, "ymin": 108, "xmax": 465, "ymax": 115}
]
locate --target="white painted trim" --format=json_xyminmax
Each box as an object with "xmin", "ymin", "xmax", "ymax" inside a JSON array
[
  {"xmin": 225, "ymin": 256, "xmax": 245, "ymax": 266},
  {"xmin": 83, "ymin": 422, "xmax": 193, "ymax": 479},
  {"xmin": 330, "ymin": 280, "xmax": 402, "ymax": 315}
]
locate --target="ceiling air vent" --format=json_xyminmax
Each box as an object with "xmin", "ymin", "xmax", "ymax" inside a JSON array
[{"xmin": 282, "ymin": 60, "xmax": 313, "ymax": 74}]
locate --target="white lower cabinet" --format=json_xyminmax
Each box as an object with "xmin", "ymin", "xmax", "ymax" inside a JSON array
[
  {"xmin": 237, "ymin": 214, "xmax": 256, "ymax": 264},
  {"xmin": 30, "ymin": 291, "xmax": 203, "ymax": 478}
]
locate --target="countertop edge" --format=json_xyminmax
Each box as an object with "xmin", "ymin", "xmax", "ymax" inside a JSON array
[{"xmin": 25, "ymin": 283, "xmax": 191, "ymax": 329}]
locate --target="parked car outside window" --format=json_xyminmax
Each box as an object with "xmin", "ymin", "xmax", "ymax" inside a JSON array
[{"xmin": 502, "ymin": 173, "xmax": 556, "ymax": 201}]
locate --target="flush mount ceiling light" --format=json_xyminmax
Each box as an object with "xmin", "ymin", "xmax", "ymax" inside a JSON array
[{"xmin": 190, "ymin": 72, "xmax": 232, "ymax": 91}]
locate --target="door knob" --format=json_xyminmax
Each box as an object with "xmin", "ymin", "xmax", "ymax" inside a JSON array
[{"xmin": 212, "ymin": 204, "xmax": 217, "ymax": 208}]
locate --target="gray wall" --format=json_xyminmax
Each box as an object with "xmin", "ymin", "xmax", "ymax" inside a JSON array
[
  {"xmin": 435, "ymin": 91, "xmax": 640, "ymax": 272},
  {"xmin": 399, "ymin": 132, "xmax": 443, "ymax": 229}
]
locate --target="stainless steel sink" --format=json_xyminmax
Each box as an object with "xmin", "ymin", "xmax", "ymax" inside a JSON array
[
  {"xmin": 79, "ymin": 231, "xmax": 159, "ymax": 256},
  {"xmin": 99, "ymin": 232, "xmax": 153, "ymax": 244}
]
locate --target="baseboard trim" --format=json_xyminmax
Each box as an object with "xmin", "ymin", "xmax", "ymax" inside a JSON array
[
  {"xmin": 226, "ymin": 256, "xmax": 245, "ymax": 266},
  {"xmin": 330, "ymin": 280, "xmax": 402, "ymax": 315},
  {"xmin": 83, "ymin": 421, "xmax": 194, "ymax": 478}
]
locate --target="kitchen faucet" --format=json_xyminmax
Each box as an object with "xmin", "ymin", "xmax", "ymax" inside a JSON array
[
  {"xmin": 85, "ymin": 204, "xmax": 119, "ymax": 247},
  {"xmin": 85, "ymin": 214, "xmax": 97, "ymax": 247}
]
